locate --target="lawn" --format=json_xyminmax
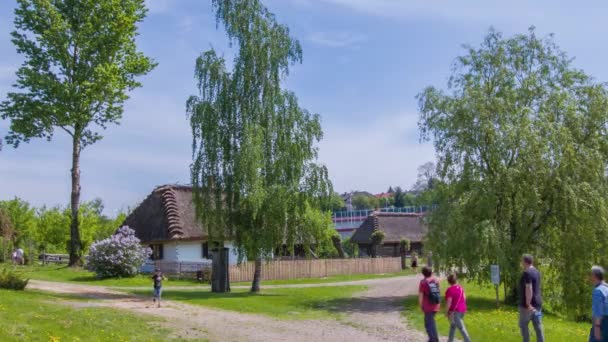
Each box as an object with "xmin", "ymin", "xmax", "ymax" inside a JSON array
[
  {"xmin": 1, "ymin": 264, "xmax": 201, "ymax": 287},
  {"xmin": 232, "ymin": 269, "xmax": 416, "ymax": 286},
  {"xmin": 0, "ymin": 289, "xmax": 193, "ymax": 341},
  {"xmin": 402, "ymin": 281, "xmax": 589, "ymax": 342},
  {"xmin": 4, "ymin": 263, "xmax": 414, "ymax": 287},
  {"xmin": 134, "ymin": 285, "xmax": 366, "ymax": 320}
]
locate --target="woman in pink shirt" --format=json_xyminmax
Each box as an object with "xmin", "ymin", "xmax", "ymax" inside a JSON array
[{"xmin": 445, "ymin": 273, "xmax": 472, "ymax": 342}]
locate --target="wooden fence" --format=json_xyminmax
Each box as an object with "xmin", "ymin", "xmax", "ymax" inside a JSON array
[{"xmin": 229, "ymin": 257, "xmax": 402, "ymax": 283}]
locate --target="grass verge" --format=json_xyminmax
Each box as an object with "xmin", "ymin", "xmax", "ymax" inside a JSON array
[
  {"xmin": 1, "ymin": 264, "xmax": 201, "ymax": 287},
  {"xmin": 133, "ymin": 285, "xmax": 366, "ymax": 320},
  {"xmin": 0, "ymin": 289, "xmax": 191, "ymax": 341},
  {"xmin": 232, "ymin": 269, "xmax": 415, "ymax": 286},
  {"xmin": 4, "ymin": 263, "xmax": 414, "ymax": 287},
  {"xmin": 402, "ymin": 281, "xmax": 589, "ymax": 342}
]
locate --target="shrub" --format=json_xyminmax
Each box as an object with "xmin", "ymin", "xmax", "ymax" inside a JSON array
[
  {"xmin": 371, "ymin": 230, "xmax": 386, "ymax": 245},
  {"xmin": 0, "ymin": 268, "xmax": 29, "ymax": 290},
  {"xmin": 86, "ymin": 226, "xmax": 151, "ymax": 278}
]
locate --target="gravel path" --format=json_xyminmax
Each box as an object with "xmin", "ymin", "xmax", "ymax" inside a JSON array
[{"xmin": 27, "ymin": 276, "xmax": 441, "ymax": 342}]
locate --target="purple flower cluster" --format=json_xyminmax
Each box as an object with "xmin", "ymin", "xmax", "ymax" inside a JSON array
[{"xmin": 86, "ymin": 226, "xmax": 152, "ymax": 278}]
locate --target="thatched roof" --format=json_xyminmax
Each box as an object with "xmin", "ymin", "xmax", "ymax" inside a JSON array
[
  {"xmin": 123, "ymin": 185, "xmax": 206, "ymax": 243},
  {"xmin": 350, "ymin": 212, "xmax": 427, "ymax": 244}
]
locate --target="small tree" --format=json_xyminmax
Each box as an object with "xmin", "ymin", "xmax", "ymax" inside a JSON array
[
  {"xmin": 370, "ymin": 230, "xmax": 386, "ymax": 258},
  {"xmin": 331, "ymin": 233, "xmax": 346, "ymax": 259},
  {"xmin": 87, "ymin": 226, "xmax": 151, "ymax": 278},
  {"xmin": 399, "ymin": 238, "xmax": 411, "ymax": 269}
]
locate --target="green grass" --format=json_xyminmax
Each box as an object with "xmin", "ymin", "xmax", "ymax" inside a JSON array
[
  {"xmin": 4, "ymin": 263, "xmax": 414, "ymax": 288},
  {"xmin": 1, "ymin": 264, "xmax": 202, "ymax": 287},
  {"xmin": 403, "ymin": 281, "xmax": 589, "ymax": 342},
  {"xmin": 134, "ymin": 285, "xmax": 366, "ymax": 320},
  {"xmin": 0, "ymin": 289, "xmax": 193, "ymax": 341},
  {"xmin": 232, "ymin": 269, "xmax": 416, "ymax": 286}
]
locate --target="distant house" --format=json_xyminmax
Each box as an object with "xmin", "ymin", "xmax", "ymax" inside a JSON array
[
  {"xmin": 350, "ymin": 212, "xmax": 428, "ymax": 257},
  {"xmin": 123, "ymin": 185, "xmax": 239, "ymax": 265}
]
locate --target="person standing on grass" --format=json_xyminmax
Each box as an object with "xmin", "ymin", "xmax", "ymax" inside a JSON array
[
  {"xmin": 152, "ymin": 268, "xmax": 165, "ymax": 308},
  {"xmin": 518, "ymin": 254, "xmax": 545, "ymax": 342},
  {"xmin": 419, "ymin": 266, "xmax": 441, "ymax": 342},
  {"xmin": 445, "ymin": 273, "xmax": 472, "ymax": 342},
  {"xmin": 589, "ymin": 266, "xmax": 608, "ymax": 342}
]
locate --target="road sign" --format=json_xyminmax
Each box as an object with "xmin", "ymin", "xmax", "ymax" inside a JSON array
[{"xmin": 490, "ymin": 265, "xmax": 500, "ymax": 285}]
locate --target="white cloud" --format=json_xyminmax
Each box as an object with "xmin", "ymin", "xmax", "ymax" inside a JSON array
[
  {"xmin": 308, "ymin": 31, "xmax": 367, "ymax": 48},
  {"xmin": 318, "ymin": 112, "xmax": 435, "ymax": 194},
  {"xmin": 292, "ymin": 0, "xmax": 552, "ymax": 26}
]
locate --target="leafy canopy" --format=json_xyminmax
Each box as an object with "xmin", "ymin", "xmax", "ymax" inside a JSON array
[
  {"xmin": 1, "ymin": 0, "xmax": 156, "ymax": 147},
  {"xmin": 418, "ymin": 27, "xmax": 608, "ymax": 318},
  {"xmin": 188, "ymin": 0, "xmax": 332, "ymax": 262}
]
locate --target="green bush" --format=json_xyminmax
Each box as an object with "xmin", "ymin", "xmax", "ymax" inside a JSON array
[{"xmin": 0, "ymin": 268, "xmax": 29, "ymax": 290}]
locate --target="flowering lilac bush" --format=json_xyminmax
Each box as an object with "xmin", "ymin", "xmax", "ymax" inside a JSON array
[{"xmin": 86, "ymin": 226, "xmax": 151, "ymax": 278}]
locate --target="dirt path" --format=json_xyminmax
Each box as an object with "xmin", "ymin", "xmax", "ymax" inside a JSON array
[{"xmin": 28, "ymin": 277, "xmax": 438, "ymax": 342}]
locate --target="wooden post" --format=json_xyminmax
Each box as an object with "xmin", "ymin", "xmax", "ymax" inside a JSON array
[{"xmin": 495, "ymin": 285, "xmax": 500, "ymax": 307}]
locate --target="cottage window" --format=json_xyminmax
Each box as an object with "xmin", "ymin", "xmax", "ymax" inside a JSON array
[
  {"xmin": 150, "ymin": 244, "xmax": 163, "ymax": 260},
  {"xmin": 202, "ymin": 242, "xmax": 209, "ymax": 259}
]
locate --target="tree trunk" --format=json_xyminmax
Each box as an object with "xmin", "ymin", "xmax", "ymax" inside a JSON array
[
  {"xmin": 68, "ymin": 136, "xmax": 83, "ymax": 267},
  {"xmin": 331, "ymin": 235, "xmax": 345, "ymax": 258},
  {"xmin": 401, "ymin": 255, "xmax": 407, "ymax": 270},
  {"xmin": 251, "ymin": 257, "xmax": 262, "ymax": 293}
]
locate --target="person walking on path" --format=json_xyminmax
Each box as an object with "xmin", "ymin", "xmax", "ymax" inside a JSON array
[
  {"xmin": 427, "ymin": 251, "xmax": 433, "ymax": 268},
  {"xmin": 445, "ymin": 273, "xmax": 472, "ymax": 342},
  {"xmin": 518, "ymin": 254, "xmax": 545, "ymax": 342},
  {"xmin": 411, "ymin": 253, "xmax": 419, "ymax": 272},
  {"xmin": 152, "ymin": 268, "xmax": 165, "ymax": 308},
  {"xmin": 589, "ymin": 266, "xmax": 608, "ymax": 342},
  {"xmin": 419, "ymin": 266, "xmax": 441, "ymax": 342}
]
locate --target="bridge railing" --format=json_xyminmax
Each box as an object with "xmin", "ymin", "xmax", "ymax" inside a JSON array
[{"xmin": 332, "ymin": 206, "xmax": 430, "ymax": 220}]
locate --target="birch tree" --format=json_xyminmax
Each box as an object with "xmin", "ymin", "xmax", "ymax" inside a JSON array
[{"xmin": 188, "ymin": 0, "xmax": 332, "ymax": 292}]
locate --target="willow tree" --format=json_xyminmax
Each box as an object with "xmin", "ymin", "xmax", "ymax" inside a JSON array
[
  {"xmin": 188, "ymin": 0, "xmax": 332, "ymax": 292},
  {"xmin": 418, "ymin": 28, "xmax": 608, "ymax": 318},
  {"xmin": 1, "ymin": 0, "xmax": 156, "ymax": 265}
]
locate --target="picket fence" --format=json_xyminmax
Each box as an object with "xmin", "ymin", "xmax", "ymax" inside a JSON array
[
  {"xmin": 229, "ymin": 257, "xmax": 402, "ymax": 282},
  {"xmin": 144, "ymin": 257, "xmax": 402, "ymax": 282}
]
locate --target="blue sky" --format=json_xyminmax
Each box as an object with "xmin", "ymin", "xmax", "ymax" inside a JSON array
[{"xmin": 2, "ymin": 0, "xmax": 608, "ymax": 214}]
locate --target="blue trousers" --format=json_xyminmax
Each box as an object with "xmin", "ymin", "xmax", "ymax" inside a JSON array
[
  {"xmin": 589, "ymin": 317, "xmax": 608, "ymax": 342},
  {"xmin": 424, "ymin": 312, "xmax": 439, "ymax": 342}
]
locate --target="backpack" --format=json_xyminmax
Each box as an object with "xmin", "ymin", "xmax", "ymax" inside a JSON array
[{"xmin": 426, "ymin": 280, "xmax": 441, "ymax": 305}]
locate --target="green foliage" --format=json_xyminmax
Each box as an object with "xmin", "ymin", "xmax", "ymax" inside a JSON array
[
  {"xmin": 141, "ymin": 286, "xmax": 366, "ymax": 320},
  {"xmin": 351, "ymin": 194, "xmax": 379, "ymax": 210},
  {"xmin": 393, "ymin": 187, "xmax": 406, "ymax": 207},
  {"xmin": 326, "ymin": 193, "xmax": 346, "ymax": 212},
  {"xmin": 371, "ymin": 230, "xmax": 386, "ymax": 245},
  {"xmin": 0, "ymin": 198, "xmax": 124, "ymax": 256},
  {"xmin": 0, "ymin": 269, "xmax": 28, "ymax": 290},
  {"xmin": 1, "ymin": 0, "xmax": 156, "ymax": 264},
  {"xmin": 188, "ymin": 0, "xmax": 332, "ymax": 286},
  {"xmin": 0, "ymin": 198, "xmax": 36, "ymax": 246},
  {"xmin": 403, "ymin": 281, "xmax": 589, "ymax": 341},
  {"xmin": 418, "ymin": 27, "xmax": 608, "ymax": 318},
  {"xmin": 342, "ymin": 237, "xmax": 359, "ymax": 258},
  {"xmin": 400, "ymin": 238, "xmax": 411, "ymax": 254}
]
